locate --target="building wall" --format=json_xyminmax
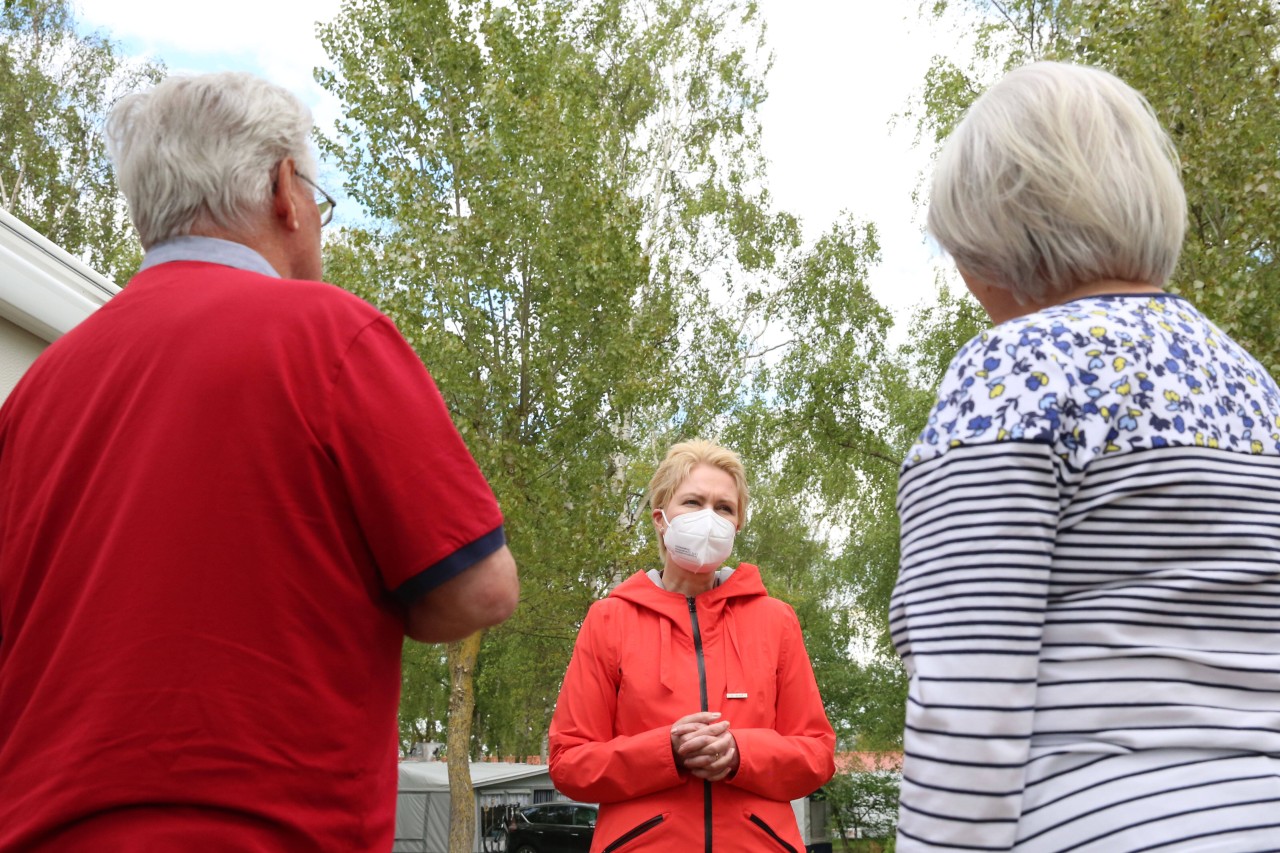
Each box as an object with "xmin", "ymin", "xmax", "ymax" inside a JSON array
[{"xmin": 0, "ymin": 316, "xmax": 46, "ymax": 402}]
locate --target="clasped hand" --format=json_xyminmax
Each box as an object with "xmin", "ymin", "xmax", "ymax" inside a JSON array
[{"xmin": 670, "ymin": 711, "xmax": 738, "ymax": 782}]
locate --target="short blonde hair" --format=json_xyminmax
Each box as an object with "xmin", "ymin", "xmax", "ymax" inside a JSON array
[
  {"xmin": 648, "ymin": 440, "xmax": 749, "ymax": 544},
  {"xmin": 928, "ymin": 61, "xmax": 1186, "ymax": 302}
]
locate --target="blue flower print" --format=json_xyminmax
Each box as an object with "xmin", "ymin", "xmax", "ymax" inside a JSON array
[
  {"xmin": 967, "ymin": 415, "xmax": 993, "ymax": 437},
  {"xmin": 905, "ymin": 294, "xmax": 1280, "ymax": 470}
]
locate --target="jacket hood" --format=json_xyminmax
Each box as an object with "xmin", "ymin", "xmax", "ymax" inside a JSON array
[
  {"xmin": 609, "ymin": 563, "xmax": 767, "ymax": 694},
  {"xmin": 610, "ymin": 563, "xmax": 767, "ymax": 614}
]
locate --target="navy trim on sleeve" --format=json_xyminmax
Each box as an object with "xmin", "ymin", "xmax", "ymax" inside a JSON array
[{"xmin": 393, "ymin": 525, "xmax": 507, "ymax": 605}]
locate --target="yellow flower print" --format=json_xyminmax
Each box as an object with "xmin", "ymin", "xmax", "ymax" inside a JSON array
[
  {"xmin": 1164, "ymin": 389, "xmax": 1181, "ymax": 403},
  {"xmin": 1252, "ymin": 440, "xmax": 1264, "ymax": 454},
  {"xmin": 989, "ymin": 383, "xmax": 1005, "ymax": 399},
  {"xmin": 1195, "ymin": 432, "xmax": 1206, "ymax": 446},
  {"xmin": 1090, "ymin": 326, "xmax": 1106, "ymax": 338},
  {"xmin": 1113, "ymin": 356, "xmax": 1127, "ymax": 371}
]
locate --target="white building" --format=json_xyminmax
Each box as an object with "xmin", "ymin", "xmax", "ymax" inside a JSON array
[{"xmin": 0, "ymin": 208, "xmax": 120, "ymax": 400}]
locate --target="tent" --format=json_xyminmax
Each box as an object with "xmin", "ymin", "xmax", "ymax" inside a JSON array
[
  {"xmin": 395, "ymin": 761, "xmax": 564, "ymax": 853},
  {"xmin": 0, "ymin": 208, "xmax": 118, "ymax": 400}
]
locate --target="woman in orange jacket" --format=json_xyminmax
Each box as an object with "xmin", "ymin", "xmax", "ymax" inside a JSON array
[{"xmin": 549, "ymin": 440, "xmax": 836, "ymax": 852}]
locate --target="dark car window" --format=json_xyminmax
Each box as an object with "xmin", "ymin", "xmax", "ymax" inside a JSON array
[
  {"xmin": 520, "ymin": 806, "xmax": 547, "ymax": 824},
  {"xmin": 545, "ymin": 805, "xmax": 574, "ymax": 825},
  {"xmin": 573, "ymin": 807, "xmax": 597, "ymax": 827}
]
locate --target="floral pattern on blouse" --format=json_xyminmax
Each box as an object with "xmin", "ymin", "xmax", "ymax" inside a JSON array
[{"xmin": 906, "ymin": 294, "xmax": 1280, "ymax": 470}]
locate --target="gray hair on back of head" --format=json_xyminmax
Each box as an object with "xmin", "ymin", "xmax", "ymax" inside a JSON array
[
  {"xmin": 106, "ymin": 71, "xmax": 317, "ymax": 249},
  {"xmin": 927, "ymin": 61, "xmax": 1187, "ymax": 303}
]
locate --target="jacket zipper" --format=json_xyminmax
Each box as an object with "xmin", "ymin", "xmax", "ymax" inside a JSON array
[
  {"xmin": 602, "ymin": 814, "xmax": 664, "ymax": 852},
  {"xmin": 687, "ymin": 596, "xmax": 711, "ymax": 853},
  {"xmin": 749, "ymin": 814, "xmax": 798, "ymax": 853}
]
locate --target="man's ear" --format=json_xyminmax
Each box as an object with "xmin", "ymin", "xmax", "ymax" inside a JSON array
[{"xmin": 272, "ymin": 158, "xmax": 300, "ymax": 232}]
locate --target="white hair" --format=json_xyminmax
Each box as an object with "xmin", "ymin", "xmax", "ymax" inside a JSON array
[
  {"xmin": 106, "ymin": 72, "xmax": 317, "ymax": 248},
  {"xmin": 927, "ymin": 61, "xmax": 1187, "ymax": 302}
]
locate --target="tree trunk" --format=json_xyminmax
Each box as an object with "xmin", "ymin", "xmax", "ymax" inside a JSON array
[{"xmin": 446, "ymin": 631, "xmax": 483, "ymax": 853}]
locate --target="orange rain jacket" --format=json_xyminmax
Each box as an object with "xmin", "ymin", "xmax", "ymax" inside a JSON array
[{"xmin": 549, "ymin": 564, "xmax": 835, "ymax": 853}]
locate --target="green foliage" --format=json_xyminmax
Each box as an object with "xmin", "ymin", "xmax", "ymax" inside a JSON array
[
  {"xmin": 0, "ymin": 0, "xmax": 160, "ymax": 281},
  {"xmin": 318, "ymin": 0, "xmax": 992, "ymax": 767},
  {"xmin": 821, "ymin": 760, "xmax": 901, "ymax": 848},
  {"xmin": 724, "ymin": 215, "xmax": 906, "ymax": 745},
  {"xmin": 725, "ymin": 213, "xmax": 985, "ymax": 747}
]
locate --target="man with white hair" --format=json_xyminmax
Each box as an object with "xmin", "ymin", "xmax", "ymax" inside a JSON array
[{"xmin": 0, "ymin": 72, "xmax": 519, "ymax": 850}]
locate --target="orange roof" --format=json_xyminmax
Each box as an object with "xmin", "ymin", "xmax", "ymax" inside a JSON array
[{"xmin": 834, "ymin": 751, "xmax": 903, "ymax": 773}]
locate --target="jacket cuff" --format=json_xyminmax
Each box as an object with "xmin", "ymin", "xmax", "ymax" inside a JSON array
[{"xmin": 652, "ymin": 724, "xmax": 684, "ymax": 783}]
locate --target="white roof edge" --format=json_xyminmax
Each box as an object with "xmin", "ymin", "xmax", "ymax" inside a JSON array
[
  {"xmin": 0, "ymin": 207, "xmax": 122, "ymax": 343},
  {"xmin": 397, "ymin": 761, "xmax": 554, "ymax": 792}
]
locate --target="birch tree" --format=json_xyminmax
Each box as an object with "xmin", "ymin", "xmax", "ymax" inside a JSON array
[
  {"xmin": 0, "ymin": 0, "xmax": 159, "ymax": 281},
  {"xmin": 317, "ymin": 3, "xmax": 795, "ymax": 846}
]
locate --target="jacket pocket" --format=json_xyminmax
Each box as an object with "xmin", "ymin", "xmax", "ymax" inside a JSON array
[
  {"xmin": 747, "ymin": 813, "xmax": 798, "ymax": 853},
  {"xmin": 602, "ymin": 813, "xmax": 666, "ymax": 852}
]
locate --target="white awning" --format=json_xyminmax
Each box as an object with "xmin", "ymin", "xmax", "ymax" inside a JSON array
[{"xmin": 0, "ymin": 208, "xmax": 119, "ymax": 343}]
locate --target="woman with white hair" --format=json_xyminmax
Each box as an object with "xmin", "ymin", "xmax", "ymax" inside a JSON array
[{"xmin": 892, "ymin": 62, "xmax": 1280, "ymax": 851}]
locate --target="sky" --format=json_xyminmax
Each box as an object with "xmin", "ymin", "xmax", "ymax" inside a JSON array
[{"xmin": 75, "ymin": 0, "xmax": 969, "ymax": 327}]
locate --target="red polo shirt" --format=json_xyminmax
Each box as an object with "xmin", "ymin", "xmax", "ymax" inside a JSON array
[{"xmin": 0, "ymin": 254, "xmax": 503, "ymax": 850}]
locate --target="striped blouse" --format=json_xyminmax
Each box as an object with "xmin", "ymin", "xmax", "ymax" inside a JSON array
[{"xmin": 891, "ymin": 294, "xmax": 1280, "ymax": 852}]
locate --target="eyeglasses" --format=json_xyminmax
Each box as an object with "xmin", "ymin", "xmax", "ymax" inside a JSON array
[{"xmin": 295, "ymin": 172, "xmax": 336, "ymax": 227}]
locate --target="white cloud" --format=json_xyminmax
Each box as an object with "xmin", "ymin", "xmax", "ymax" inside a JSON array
[
  {"xmin": 77, "ymin": 0, "xmax": 341, "ymax": 110},
  {"xmin": 755, "ymin": 0, "xmax": 964, "ymax": 321}
]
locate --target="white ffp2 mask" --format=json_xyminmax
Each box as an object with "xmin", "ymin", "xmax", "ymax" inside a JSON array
[{"xmin": 661, "ymin": 508, "xmax": 735, "ymax": 573}]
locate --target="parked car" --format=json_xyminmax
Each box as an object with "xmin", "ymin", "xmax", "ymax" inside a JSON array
[{"xmin": 505, "ymin": 802, "xmax": 597, "ymax": 853}]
